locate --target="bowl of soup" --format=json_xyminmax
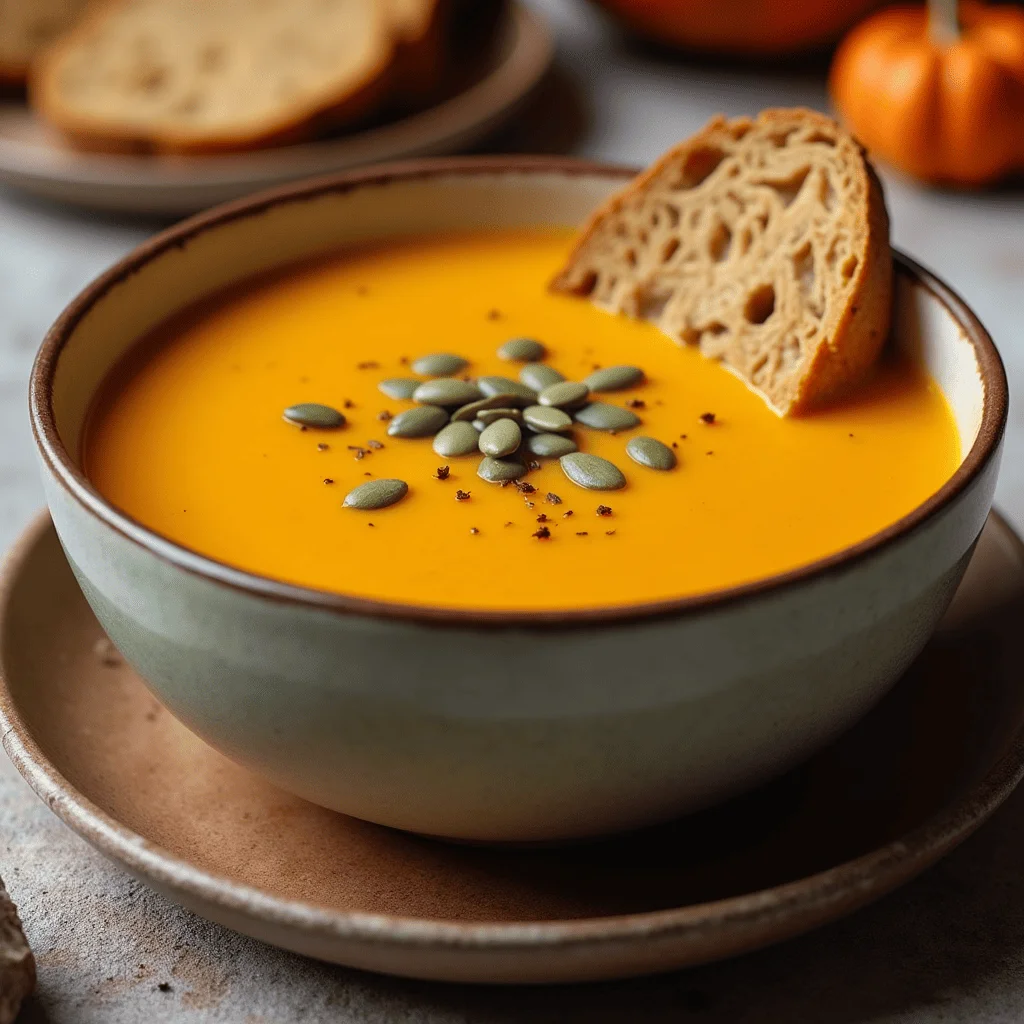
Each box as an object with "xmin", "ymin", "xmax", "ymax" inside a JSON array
[{"xmin": 30, "ymin": 158, "xmax": 1006, "ymax": 842}]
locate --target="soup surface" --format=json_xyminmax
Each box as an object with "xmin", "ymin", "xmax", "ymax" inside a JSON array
[{"xmin": 84, "ymin": 229, "xmax": 960, "ymax": 611}]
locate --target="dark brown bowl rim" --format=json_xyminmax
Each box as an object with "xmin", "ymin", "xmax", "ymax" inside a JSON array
[{"xmin": 29, "ymin": 155, "xmax": 1009, "ymax": 629}]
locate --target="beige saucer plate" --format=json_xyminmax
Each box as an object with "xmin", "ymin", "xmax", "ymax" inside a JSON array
[
  {"xmin": 2, "ymin": 510, "xmax": 1024, "ymax": 984},
  {"xmin": 0, "ymin": 3, "xmax": 552, "ymax": 216}
]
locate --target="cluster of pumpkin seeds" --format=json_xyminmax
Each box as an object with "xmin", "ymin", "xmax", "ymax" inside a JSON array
[{"xmin": 284, "ymin": 337, "xmax": 679, "ymax": 515}]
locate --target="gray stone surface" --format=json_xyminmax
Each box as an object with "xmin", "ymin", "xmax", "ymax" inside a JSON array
[{"xmin": 2, "ymin": 0, "xmax": 1024, "ymax": 1019}]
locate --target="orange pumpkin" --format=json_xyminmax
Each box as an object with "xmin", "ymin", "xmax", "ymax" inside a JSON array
[
  {"xmin": 590, "ymin": 0, "xmax": 884, "ymax": 57},
  {"xmin": 831, "ymin": 0, "xmax": 1024, "ymax": 185}
]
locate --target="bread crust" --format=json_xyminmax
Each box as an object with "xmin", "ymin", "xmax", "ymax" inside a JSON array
[
  {"xmin": 0, "ymin": 877, "xmax": 34, "ymax": 1024},
  {"xmin": 29, "ymin": 0, "xmax": 397, "ymax": 155},
  {"xmin": 551, "ymin": 108, "xmax": 893, "ymax": 415}
]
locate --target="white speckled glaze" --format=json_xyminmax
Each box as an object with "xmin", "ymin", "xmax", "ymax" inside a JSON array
[{"xmin": 30, "ymin": 160, "xmax": 1007, "ymax": 842}]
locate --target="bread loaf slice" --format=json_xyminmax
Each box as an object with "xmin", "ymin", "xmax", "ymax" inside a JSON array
[
  {"xmin": 385, "ymin": 0, "xmax": 446, "ymax": 102},
  {"xmin": 0, "ymin": 0, "xmax": 91, "ymax": 85},
  {"xmin": 551, "ymin": 109, "xmax": 892, "ymax": 415},
  {"xmin": 31, "ymin": 0, "xmax": 395, "ymax": 153},
  {"xmin": 0, "ymin": 877, "xmax": 34, "ymax": 1024}
]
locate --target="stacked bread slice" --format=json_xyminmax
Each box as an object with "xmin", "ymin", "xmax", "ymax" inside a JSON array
[{"xmin": 25, "ymin": 0, "xmax": 476, "ymax": 153}]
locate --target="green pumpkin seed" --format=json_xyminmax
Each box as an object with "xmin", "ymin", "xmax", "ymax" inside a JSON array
[
  {"xmin": 411, "ymin": 353, "xmax": 469, "ymax": 376},
  {"xmin": 560, "ymin": 453, "xmax": 626, "ymax": 490},
  {"xmin": 412, "ymin": 378, "xmax": 482, "ymax": 406},
  {"xmin": 519, "ymin": 363, "xmax": 565, "ymax": 391},
  {"xmin": 387, "ymin": 405, "xmax": 449, "ymax": 438},
  {"xmin": 527, "ymin": 433, "xmax": 578, "ymax": 458},
  {"xmin": 538, "ymin": 381, "xmax": 589, "ymax": 410},
  {"xmin": 626, "ymin": 436, "xmax": 676, "ymax": 470},
  {"xmin": 574, "ymin": 403, "xmax": 641, "ymax": 431},
  {"xmin": 283, "ymin": 403, "xmax": 345, "ymax": 429},
  {"xmin": 377, "ymin": 377, "xmax": 421, "ymax": 400},
  {"xmin": 523, "ymin": 405, "xmax": 573, "ymax": 433},
  {"xmin": 433, "ymin": 421, "xmax": 481, "ymax": 457},
  {"xmin": 451, "ymin": 395, "xmax": 520, "ymax": 422},
  {"xmin": 478, "ymin": 456, "xmax": 527, "ymax": 482},
  {"xmin": 477, "ymin": 376, "xmax": 537, "ymax": 403},
  {"xmin": 498, "ymin": 337, "xmax": 546, "ymax": 362},
  {"xmin": 479, "ymin": 419, "xmax": 522, "ymax": 457},
  {"xmin": 584, "ymin": 365, "xmax": 646, "ymax": 392},
  {"xmin": 476, "ymin": 407, "xmax": 523, "ymax": 426},
  {"xmin": 343, "ymin": 479, "xmax": 409, "ymax": 510}
]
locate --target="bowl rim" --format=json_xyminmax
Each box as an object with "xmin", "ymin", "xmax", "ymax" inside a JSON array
[{"xmin": 29, "ymin": 155, "xmax": 1009, "ymax": 629}]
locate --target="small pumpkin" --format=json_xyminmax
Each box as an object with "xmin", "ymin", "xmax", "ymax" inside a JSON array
[
  {"xmin": 590, "ymin": 0, "xmax": 884, "ymax": 57},
  {"xmin": 830, "ymin": 0, "xmax": 1024, "ymax": 185}
]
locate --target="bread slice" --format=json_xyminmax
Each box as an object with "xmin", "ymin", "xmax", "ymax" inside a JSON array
[
  {"xmin": 0, "ymin": 0, "xmax": 91, "ymax": 85},
  {"xmin": 0, "ymin": 877, "xmax": 34, "ymax": 1024},
  {"xmin": 385, "ymin": 0, "xmax": 447, "ymax": 102},
  {"xmin": 551, "ymin": 109, "xmax": 892, "ymax": 415},
  {"xmin": 30, "ymin": 0, "xmax": 395, "ymax": 154}
]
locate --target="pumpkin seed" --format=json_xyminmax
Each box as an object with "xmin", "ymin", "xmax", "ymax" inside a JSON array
[
  {"xmin": 519, "ymin": 363, "xmax": 565, "ymax": 391},
  {"xmin": 477, "ymin": 376, "xmax": 537, "ymax": 403},
  {"xmin": 626, "ymin": 436, "xmax": 677, "ymax": 470},
  {"xmin": 343, "ymin": 479, "xmax": 408, "ymax": 510},
  {"xmin": 527, "ymin": 433, "xmax": 578, "ymax": 458},
  {"xmin": 584, "ymin": 365, "xmax": 646, "ymax": 392},
  {"xmin": 411, "ymin": 353, "xmax": 469, "ymax": 376},
  {"xmin": 476, "ymin": 407, "xmax": 523, "ymax": 426},
  {"xmin": 498, "ymin": 337, "xmax": 546, "ymax": 362},
  {"xmin": 283, "ymin": 403, "xmax": 345, "ymax": 429},
  {"xmin": 451, "ymin": 395, "xmax": 520, "ymax": 422},
  {"xmin": 387, "ymin": 405, "xmax": 448, "ymax": 438},
  {"xmin": 538, "ymin": 381, "xmax": 589, "ymax": 409},
  {"xmin": 574, "ymin": 403, "xmax": 642, "ymax": 431},
  {"xmin": 523, "ymin": 405, "xmax": 573, "ymax": 433},
  {"xmin": 412, "ymin": 378, "xmax": 482, "ymax": 406},
  {"xmin": 377, "ymin": 377, "xmax": 421, "ymax": 400},
  {"xmin": 479, "ymin": 419, "xmax": 522, "ymax": 457},
  {"xmin": 433, "ymin": 421, "xmax": 481, "ymax": 457},
  {"xmin": 478, "ymin": 455, "xmax": 527, "ymax": 482},
  {"xmin": 560, "ymin": 453, "xmax": 626, "ymax": 490}
]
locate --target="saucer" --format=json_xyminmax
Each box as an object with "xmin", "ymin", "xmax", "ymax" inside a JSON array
[{"xmin": 2, "ymin": 511, "xmax": 1023, "ymax": 984}]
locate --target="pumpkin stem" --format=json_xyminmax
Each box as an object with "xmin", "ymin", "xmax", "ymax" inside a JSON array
[{"xmin": 929, "ymin": 0, "xmax": 961, "ymax": 43}]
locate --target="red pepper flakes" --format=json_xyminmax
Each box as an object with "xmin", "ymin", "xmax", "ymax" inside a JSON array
[
  {"xmin": 357, "ymin": 361, "xmax": 379, "ymax": 370},
  {"xmin": 323, "ymin": 478, "xmax": 334, "ymax": 484},
  {"xmin": 596, "ymin": 505, "xmax": 613, "ymax": 517},
  {"xmin": 546, "ymin": 492, "xmax": 562, "ymax": 505},
  {"xmin": 377, "ymin": 410, "xmax": 392, "ymax": 421},
  {"xmin": 455, "ymin": 490, "xmax": 471, "ymax": 501},
  {"xmin": 435, "ymin": 466, "xmax": 451, "ymax": 480},
  {"xmin": 532, "ymin": 526, "xmax": 552, "ymax": 539},
  {"xmin": 700, "ymin": 412, "xmax": 716, "ymax": 425}
]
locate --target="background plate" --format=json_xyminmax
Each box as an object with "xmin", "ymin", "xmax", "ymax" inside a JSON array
[
  {"xmin": 2, "ymin": 511, "xmax": 1024, "ymax": 984},
  {"xmin": 0, "ymin": 3, "xmax": 552, "ymax": 216}
]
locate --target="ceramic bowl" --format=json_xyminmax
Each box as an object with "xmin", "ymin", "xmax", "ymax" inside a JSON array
[{"xmin": 29, "ymin": 158, "xmax": 1007, "ymax": 843}]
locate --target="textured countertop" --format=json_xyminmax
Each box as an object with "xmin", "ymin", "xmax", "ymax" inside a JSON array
[{"xmin": 3, "ymin": 1, "xmax": 1024, "ymax": 1020}]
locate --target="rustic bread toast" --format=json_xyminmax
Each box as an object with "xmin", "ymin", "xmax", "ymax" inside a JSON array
[
  {"xmin": 551, "ymin": 109, "xmax": 892, "ymax": 415},
  {"xmin": 31, "ymin": 0, "xmax": 395, "ymax": 153},
  {"xmin": 0, "ymin": 877, "xmax": 34, "ymax": 1024}
]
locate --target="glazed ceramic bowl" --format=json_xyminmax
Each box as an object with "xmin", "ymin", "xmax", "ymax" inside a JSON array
[{"xmin": 30, "ymin": 158, "xmax": 1007, "ymax": 843}]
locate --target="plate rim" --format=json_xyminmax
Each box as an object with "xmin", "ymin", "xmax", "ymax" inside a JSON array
[
  {"xmin": 3, "ymin": 508, "xmax": 1024, "ymax": 961},
  {"xmin": 0, "ymin": 2, "xmax": 553, "ymax": 193}
]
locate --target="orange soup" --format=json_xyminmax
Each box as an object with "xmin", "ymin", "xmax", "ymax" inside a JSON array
[{"xmin": 84, "ymin": 229, "xmax": 960, "ymax": 611}]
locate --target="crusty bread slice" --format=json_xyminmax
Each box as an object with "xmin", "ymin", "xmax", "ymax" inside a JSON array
[
  {"xmin": 385, "ymin": 0, "xmax": 447, "ymax": 102},
  {"xmin": 551, "ymin": 109, "xmax": 892, "ymax": 415},
  {"xmin": 0, "ymin": 877, "xmax": 34, "ymax": 1024},
  {"xmin": 0, "ymin": 0, "xmax": 91, "ymax": 85},
  {"xmin": 30, "ymin": 0, "xmax": 395, "ymax": 154}
]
